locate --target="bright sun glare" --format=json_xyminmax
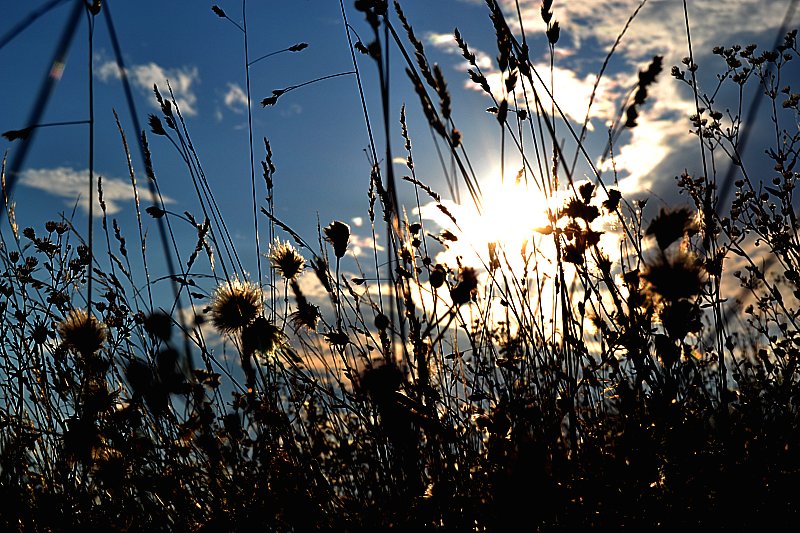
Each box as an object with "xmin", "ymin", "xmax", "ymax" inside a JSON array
[
  {"xmin": 425, "ymin": 170, "xmax": 557, "ymax": 273},
  {"xmin": 475, "ymin": 175, "xmax": 552, "ymax": 251}
]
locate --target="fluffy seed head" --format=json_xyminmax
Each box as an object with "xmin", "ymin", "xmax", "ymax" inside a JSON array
[
  {"xmin": 268, "ymin": 240, "xmax": 305, "ymax": 280},
  {"xmin": 241, "ymin": 316, "xmax": 284, "ymax": 359},
  {"xmin": 210, "ymin": 278, "xmax": 262, "ymax": 333},
  {"xmin": 641, "ymin": 252, "xmax": 705, "ymax": 303},
  {"xmin": 59, "ymin": 308, "xmax": 107, "ymax": 357}
]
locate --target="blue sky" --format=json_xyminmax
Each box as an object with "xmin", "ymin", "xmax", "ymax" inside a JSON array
[{"xmin": 2, "ymin": 0, "xmax": 797, "ymax": 295}]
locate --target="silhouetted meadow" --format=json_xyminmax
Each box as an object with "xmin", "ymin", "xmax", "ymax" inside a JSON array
[{"xmin": 2, "ymin": 0, "xmax": 800, "ymax": 530}]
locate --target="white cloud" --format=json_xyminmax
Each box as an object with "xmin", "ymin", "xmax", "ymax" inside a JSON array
[
  {"xmin": 20, "ymin": 166, "xmax": 173, "ymax": 215},
  {"xmin": 95, "ymin": 59, "xmax": 121, "ymax": 82},
  {"xmin": 497, "ymin": 63, "xmax": 619, "ymax": 129},
  {"xmin": 96, "ymin": 58, "xmax": 200, "ymax": 116},
  {"xmin": 223, "ymin": 82, "xmax": 249, "ymax": 113},
  {"xmin": 431, "ymin": 0, "xmax": 794, "ymax": 196},
  {"xmin": 427, "ymin": 32, "xmax": 621, "ymax": 129},
  {"xmin": 427, "ymin": 32, "xmax": 456, "ymax": 48},
  {"xmin": 349, "ymin": 231, "xmax": 385, "ymax": 257},
  {"xmin": 498, "ymin": 0, "xmax": 793, "ymax": 60},
  {"xmin": 426, "ymin": 31, "xmax": 493, "ymax": 69},
  {"xmin": 607, "ymin": 78, "xmax": 696, "ymax": 193}
]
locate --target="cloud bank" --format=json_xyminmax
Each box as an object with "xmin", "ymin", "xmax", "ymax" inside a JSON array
[{"xmin": 428, "ymin": 0, "xmax": 796, "ymax": 197}]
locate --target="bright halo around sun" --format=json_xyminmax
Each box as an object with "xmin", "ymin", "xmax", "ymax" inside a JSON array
[
  {"xmin": 477, "ymin": 175, "xmax": 552, "ymax": 253},
  {"xmin": 421, "ymin": 169, "xmax": 559, "ymax": 274}
]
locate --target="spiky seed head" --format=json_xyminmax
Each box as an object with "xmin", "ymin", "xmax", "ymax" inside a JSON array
[
  {"xmin": 268, "ymin": 240, "xmax": 305, "ymax": 280},
  {"xmin": 58, "ymin": 308, "xmax": 107, "ymax": 357},
  {"xmin": 289, "ymin": 280, "xmax": 319, "ymax": 331},
  {"xmin": 241, "ymin": 316, "xmax": 284, "ymax": 359},
  {"xmin": 210, "ymin": 278, "xmax": 262, "ymax": 333},
  {"xmin": 641, "ymin": 252, "xmax": 705, "ymax": 303}
]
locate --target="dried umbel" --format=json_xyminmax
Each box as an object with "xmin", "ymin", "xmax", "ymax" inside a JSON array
[
  {"xmin": 209, "ymin": 278, "xmax": 263, "ymax": 333},
  {"xmin": 58, "ymin": 308, "xmax": 107, "ymax": 357},
  {"xmin": 268, "ymin": 240, "xmax": 305, "ymax": 280}
]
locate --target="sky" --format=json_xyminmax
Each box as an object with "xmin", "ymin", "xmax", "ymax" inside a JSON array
[{"xmin": 1, "ymin": 0, "xmax": 798, "ymax": 302}]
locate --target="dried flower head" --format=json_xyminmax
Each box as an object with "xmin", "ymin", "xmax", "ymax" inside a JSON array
[
  {"xmin": 429, "ymin": 264, "xmax": 446, "ymax": 289},
  {"xmin": 210, "ymin": 278, "xmax": 262, "ymax": 333},
  {"xmin": 645, "ymin": 207, "xmax": 697, "ymax": 250},
  {"xmin": 290, "ymin": 279, "xmax": 319, "ymax": 330},
  {"xmin": 324, "ymin": 220, "xmax": 350, "ymax": 259},
  {"xmin": 450, "ymin": 267, "xmax": 479, "ymax": 305},
  {"xmin": 125, "ymin": 358, "xmax": 154, "ymax": 397},
  {"xmin": 268, "ymin": 240, "xmax": 305, "ymax": 280},
  {"xmin": 241, "ymin": 316, "xmax": 284, "ymax": 358},
  {"xmin": 58, "ymin": 308, "xmax": 107, "ymax": 357},
  {"xmin": 357, "ymin": 360, "xmax": 403, "ymax": 403},
  {"xmin": 143, "ymin": 311, "xmax": 173, "ymax": 341},
  {"xmin": 641, "ymin": 252, "xmax": 705, "ymax": 303}
]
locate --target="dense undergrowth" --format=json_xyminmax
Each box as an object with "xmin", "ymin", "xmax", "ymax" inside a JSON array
[{"xmin": 2, "ymin": 0, "xmax": 800, "ymax": 530}]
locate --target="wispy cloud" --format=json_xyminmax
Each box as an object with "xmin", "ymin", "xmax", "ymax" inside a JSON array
[
  {"xmin": 20, "ymin": 167, "xmax": 173, "ymax": 215},
  {"xmin": 96, "ymin": 58, "xmax": 200, "ymax": 116},
  {"xmin": 349, "ymin": 232, "xmax": 385, "ymax": 257},
  {"xmin": 223, "ymin": 82, "xmax": 249, "ymax": 113}
]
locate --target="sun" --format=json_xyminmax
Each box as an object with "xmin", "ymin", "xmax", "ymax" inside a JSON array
[
  {"xmin": 476, "ymin": 175, "xmax": 553, "ymax": 252},
  {"xmin": 424, "ymin": 170, "xmax": 557, "ymax": 273}
]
